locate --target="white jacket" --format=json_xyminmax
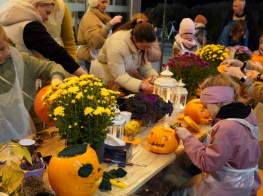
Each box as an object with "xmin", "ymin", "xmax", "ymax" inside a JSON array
[
  {"xmin": 92, "ymin": 30, "xmax": 158, "ymax": 93},
  {"xmin": 0, "ymin": 0, "xmax": 43, "ymax": 56}
]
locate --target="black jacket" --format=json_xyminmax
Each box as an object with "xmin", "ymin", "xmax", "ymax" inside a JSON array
[{"xmin": 223, "ymin": 8, "xmax": 259, "ymax": 51}]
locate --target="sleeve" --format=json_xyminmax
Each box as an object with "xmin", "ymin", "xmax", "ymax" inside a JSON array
[
  {"xmin": 21, "ymin": 52, "xmax": 66, "ymax": 81},
  {"xmin": 85, "ymin": 22, "xmax": 113, "ymax": 50},
  {"xmin": 107, "ymin": 45, "xmax": 143, "ymax": 93},
  {"xmin": 61, "ymin": 3, "xmax": 77, "ymax": 62},
  {"xmin": 147, "ymin": 38, "xmax": 162, "ymax": 62},
  {"xmin": 23, "ymin": 21, "xmax": 80, "ymax": 74},
  {"xmin": 217, "ymin": 25, "xmax": 230, "ymax": 47},
  {"xmin": 172, "ymin": 41, "xmax": 183, "ymax": 57},
  {"xmin": 183, "ymin": 125, "xmax": 233, "ymax": 173},
  {"xmin": 137, "ymin": 61, "xmax": 158, "ymax": 79}
]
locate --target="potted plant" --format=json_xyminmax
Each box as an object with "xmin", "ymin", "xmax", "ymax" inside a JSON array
[
  {"xmin": 39, "ymin": 74, "xmax": 120, "ymax": 159},
  {"xmin": 228, "ymin": 45, "xmax": 253, "ymax": 62},
  {"xmin": 124, "ymin": 93, "xmax": 173, "ymax": 127}
]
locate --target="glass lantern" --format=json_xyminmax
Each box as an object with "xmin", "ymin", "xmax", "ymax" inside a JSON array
[
  {"xmin": 174, "ymin": 79, "xmax": 188, "ymax": 112},
  {"xmin": 153, "ymin": 66, "xmax": 178, "ymax": 103},
  {"xmin": 109, "ymin": 114, "xmax": 126, "ymax": 140}
]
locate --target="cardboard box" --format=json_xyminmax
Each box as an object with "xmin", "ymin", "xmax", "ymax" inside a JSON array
[{"xmin": 103, "ymin": 143, "xmax": 133, "ymax": 162}]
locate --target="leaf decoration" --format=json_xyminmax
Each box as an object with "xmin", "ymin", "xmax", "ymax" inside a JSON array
[
  {"xmin": 11, "ymin": 146, "xmax": 24, "ymax": 160},
  {"xmin": 22, "ymin": 147, "xmax": 32, "ymax": 164}
]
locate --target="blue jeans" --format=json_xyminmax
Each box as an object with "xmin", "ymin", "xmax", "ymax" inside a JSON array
[{"xmin": 85, "ymin": 61, "xmax": 91, "ymax": 73}]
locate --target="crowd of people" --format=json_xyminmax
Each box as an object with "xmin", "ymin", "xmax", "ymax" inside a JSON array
[{"xmin": 0, "ymin": 0, "xmax": 262, "ymax": 195}]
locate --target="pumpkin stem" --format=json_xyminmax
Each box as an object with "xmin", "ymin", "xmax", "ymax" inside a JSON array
[{"xmin": 128, "ymin": 131, "xmax": 135, "ymax": 141}]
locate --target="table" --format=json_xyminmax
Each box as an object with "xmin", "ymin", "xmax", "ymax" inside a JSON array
[{"xmin": 13, "ymin": 111, "xmax": 211, "ymax": 195}]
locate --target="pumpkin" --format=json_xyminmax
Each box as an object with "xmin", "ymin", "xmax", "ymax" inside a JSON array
[
  {"xmin": 217, "ymin": 64, "xmax": 226, "ymax": 73},
  {"xmin": 124, "ymin": 120, "xmax": 141, "ymax": 136},
  {"xmin": 184, "ymin": 99, "xmax": 211, "ymax": 125},
  {"xmin": 34, "ymin": 85, "xmax": 55, "ymax": 126},
  {"xmin": 147, "ymin": 126, "xmax": 180, "ymax": 154},
  {"xmin": 184, "ymin": 116, "xmax": 200, "ymax": 132},
  {"xmin": 251, "ymin": 53, "xmax": 263, "ymax": 67},
  {"xmin": 48, "ymin": 144, "xmax": 103, "ymax": 196}
]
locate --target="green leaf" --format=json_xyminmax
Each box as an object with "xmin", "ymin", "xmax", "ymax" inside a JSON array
[
  {"xmin": 11, "ymin": 146, "xmax": 24, "ymax": 160},
  {"xmin": 0, "ymin": 143, "xmax": 4, "ymax": 150},
  {"xmin": 22, "ymin": 147, "xmax": 32, "ymax": 164},
  {"xmin": 0, "ymin": 186, "xmax": 4, "ymax": 192}
]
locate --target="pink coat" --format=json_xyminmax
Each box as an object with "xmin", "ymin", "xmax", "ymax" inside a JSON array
[{"xmin": 184, "ymin": 110, "xmax": 261, "ymax": 195}]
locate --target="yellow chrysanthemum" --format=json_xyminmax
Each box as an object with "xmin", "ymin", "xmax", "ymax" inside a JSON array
[
  {"xmin": 89, "ymin": 83, "xmax": 94, "ymax": 87},
  {"xmin": 49, "ymin": 93, "xmax": 58, "ymax": 101},
  {"xmin": 54, "ymin": 106, "xmax": 65, "ymax": 116},
  {"xmin": 69, "ymin": 125, "xmax": 72, "ymax": 128},
  {"xmin": 41, "ymin": 94, "xmax": 47, "ymax": 100},
  {"xmin": 51, "ymin": 81, "xmax": 60, "ymax": 87},
  {"xmin": 54, "ymin": 118, "xmax": 57, "ymax": 121},
  {"xmin": 80, "ymin": 74, "xmax": 89, "ymax": 79},
  {"xmin": 76, "ymin": 92, "xmax": 84, "ymax": 100},
  {"xmin": 87, "ymin": 95, "xmax": 94, "ymax": 99},
  {"xmin": 74, "ymin": 123, "xmax": 78, "ymax": 126},
  {"xmin": 93, "ymin": 107, "xmax": 105, "ymax": 115},
  {"xmin": 59, "ymin": 83, "xmax": 67, "ymax": 89},
  {"xmin": 84, "ymin": 107, "xmax": 94, "ymax": 116},
  {"xmin": 61, "ymin": 90, "xmax": 68, "ymax": 95},
  {"xmin": 79, "ymin": 81, "xmax": 88, "ymax": 86},
  {"xmin": 104, "ymin": 108, "xmax": 111, "ymax": 115},
  {"xmin": 68, "ymin": 86, "xmax": 79, "ymax": 94},
  {"xmin": 87, "ymin": 75, "xmax": 94, "ymax": 79},
  {"xmin": 71, "ymin": 99, "xmax": 76, "ymax": 104}
]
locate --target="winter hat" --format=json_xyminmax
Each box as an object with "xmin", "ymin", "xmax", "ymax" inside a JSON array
[
  {"xmin": 179, "ymin": 18, "xmax": 195, "ymax": 35},
  {"xmin": 88, "ymin": 0, "xmax": 99, "ymax": 8},
  {"xmin": 259, "ymin": 34, "xmax": 263, "ymax": 43},
  {"xmin": 194, "ymin": 15, "xmax": 207, "ymax": 25}
]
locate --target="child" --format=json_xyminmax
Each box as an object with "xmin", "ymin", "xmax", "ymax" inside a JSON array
[
  {"xmin": 194, "ymin": 15, "xmax": 207, "ymax": 48},
  {"xmin": 172, "ymin": 18, "xmax": 199, "ymax": 57},
  {"xmin": 0, "ymin": 25, "xmax": 66, "ymax": 143},
  {"xmin": 171, "ymin": 74, "xmax": 261, "ymax": 196},
  {"xmin": 218, "ymin": 20, "xmax": 249, "ymax": 47},
  {"xmin": 251, "ymin": 34, "xmax": 263, "ymax": 67}
]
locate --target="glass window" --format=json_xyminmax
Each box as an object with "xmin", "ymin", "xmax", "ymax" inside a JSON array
[{"xmin": 115, "ymin": 0, "xmax": 127, "ymax": 6}]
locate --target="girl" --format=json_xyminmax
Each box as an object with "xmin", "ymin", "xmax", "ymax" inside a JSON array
[
  {"xmin": 90, "ymin": 22, "xmax": 158, "ymax": 93},
  {"xmin": 172, "ymin": 74, "xmax": 261, "ymax": 196},
  {"xmin": 0, "ymin": 25, "xmax": 66, "ymax": 143},
  {"xmin": 172, "ymin": 18, "xmax": 200, "ymax": 57},
  {"xmin": 218, "ymin": 20, "xmax": 249, "ymax": 47}
]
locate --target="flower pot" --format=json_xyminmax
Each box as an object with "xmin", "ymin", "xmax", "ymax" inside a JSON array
[
  {"xmin": 20, "ymin": 162, "xmax": 45, "ymax": 179},
  {"xmin": 95, "ymin": 141, "xmax": 105, "ymax": 162}
]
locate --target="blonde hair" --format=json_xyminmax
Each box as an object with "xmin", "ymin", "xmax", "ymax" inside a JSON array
[
  {"xmin": 25, "ymin": 0, "xmax": 54, "ymax": 6},
  {"xmin": 201, "ymin": 74, "xmax": 240, "ymax": 104},
  {"xmin": 231, "ymin": 20, "xmax": 247, "ymax": 41},
  {"xmin": 0, "ymin": 25, "xmax": 8, "ymax": 44}
]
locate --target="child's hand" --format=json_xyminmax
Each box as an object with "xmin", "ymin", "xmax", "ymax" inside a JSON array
[
  {"xmin": 176, "ymin": 127, "xmax": 191, "ymax": 141},
  {"xmin": 245, "ymin": 69, "xmax": 260, "ymax": 80},
  {"xmin": 51, "ymin": 78, "xmax": 63, "ymax": 84}
]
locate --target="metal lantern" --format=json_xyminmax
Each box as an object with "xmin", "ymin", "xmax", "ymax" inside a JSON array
[
  {"xmin": 153, "ymin": 66, "xmax": 178, "ymax": 103},
  {"xmin": 109, "ymin": 114, "xmax": 126, "ymax": 140},
  {"xmin": 174, "ymin": 79, "xmax": 188, "ymax": 112}
]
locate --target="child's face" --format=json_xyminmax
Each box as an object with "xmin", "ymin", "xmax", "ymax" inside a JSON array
[
  {"xmin": 0, "ymin": 40, "xmax": 8, "ymax": 65},
  {"xmin": 181, "ymin": 33, "xmax": 194, "ymax": 41},
  {"xmin": 259, "ymin": 42, "xmax": 263, "ymax": 51}
]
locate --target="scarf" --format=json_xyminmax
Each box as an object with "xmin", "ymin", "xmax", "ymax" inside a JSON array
[{"xmin": 181, "ymin": 36, "xmax": 197, "ymax": 49}]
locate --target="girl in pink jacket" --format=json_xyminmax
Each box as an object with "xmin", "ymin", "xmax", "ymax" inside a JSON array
[{"xmin": 173, "ymin": 74, "xmax": 261, "ymax": 196}]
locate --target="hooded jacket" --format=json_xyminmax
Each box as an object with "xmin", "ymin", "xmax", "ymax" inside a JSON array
[
  {"xmin": 172, "ymin": 34, "xmax": 199, "ymax": 57},
  {"xmin": 0, "ymin": 0, "xmax": 80, "ymax": 74},
  {"xmin": 223, "ymin": 8, "xmax": 259, "ymax": 51},
  {"xmin": 93, "ymin": 30, "xmax": 158, "ymax": 93}
]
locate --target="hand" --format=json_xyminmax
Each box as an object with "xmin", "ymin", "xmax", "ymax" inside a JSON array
[
  {"xmin": 110, "ymin": 16, "xmax": 123, "ymax": 26},
  {"xmin": 51, "ymin": 77, "xmax": 63, "ymax": 84},
  {"xmin": 141, "ymin": 78, "xmax": 153, "ymax": 92},
  {"xmin": 220, "ymin": 59, "xmax": 243, "ymax": 68},
  {"xmin": 224, "ymin": 66, "xmax": 245, "ymax": 79},
  {"xmin": 245, "ymin": 69, "xmax": 260, "ymax": 80},
  {"xmin": 176, "ymin": 127, "xmax": 191, "ymax": 141}
]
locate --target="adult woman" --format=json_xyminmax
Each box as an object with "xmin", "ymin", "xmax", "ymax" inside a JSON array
[
  {"xmin": 0, "ymin": 0, "xmax": 87, "ymax": 76},
  {"xmin": 218, "ymin": 20, "xmax": 249, "ymax": 47},
  {"xmin": 221, "ymin": 59, "xmax": 263, "ymax": 140},
  {"xmin": 77, "ymin": 0, "xmax": 122, "ymax": 72},
  {"xmin": 90, "ymin": 22, "xmax": 158, "ymax": 93},
  {"xmin": 44, "ymin": 0, "xmax": 77, "ymax": 62},
  {"xmin": 0, "ymin": 25, "xmax": 66, "ymax": 143},
  {"xmin": 170, "ymin": 74, "xmax": 261, "ymax": 196}
]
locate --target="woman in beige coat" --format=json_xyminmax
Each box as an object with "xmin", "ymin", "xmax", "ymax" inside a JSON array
[
  {"xmin": 90, "ymin": 22, "xmax": 158, "ymax": 93},
  {"xmin": 77, "ymin": 0, "xmax": 122, "ymax": 72},
  {"xmin": 222, "ymin": 59, "xmax": 263, "ymax": 140}
]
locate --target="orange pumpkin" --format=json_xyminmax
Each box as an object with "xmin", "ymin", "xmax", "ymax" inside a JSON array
[
  {"xmin": 48, "ymin": 144, "xmax": 104, "ymax": 196},
  {"xmin": 147, "ymin": 126, "xmax": 180, "ymax": 154},
  {"xmin": 251, "ymin": 53, "xmax": 263, "ymax": 67},
  {"xmin": 142, "ymin": 79, "xmax": 153, "ymax": 94},
  {"xmin": 184, "ymin": 116, "xmax": 200, "ymax": 132},
  {"xmin": 34, "ymin": 85, "xmax": 55, "ymax": 126},
  {"xmin": 217, "ymin": 64, "xmax": 226, "ymax": 73},
  {"xmin": 184, "ymin": 99, "xmax": 211, "ymax": 125}
]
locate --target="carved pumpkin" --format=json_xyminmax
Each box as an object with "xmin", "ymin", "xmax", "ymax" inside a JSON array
[
  {"xmin": 34, "ymin": 85, "xmax": 55, "ymax": 126},
  {"xmin": 184, "ymin": 116, "xmax": 200, "ymax": 132},
  {"xmin": 217, "ymin": 64, "xmax": 226, "ymax": 73},
  {"xmin": 184, "ymin": 99, "xmax": 211, "ymax": 125},
  {"xmin": 48, "ymin": 144, "xmax": 103, "ymax": 196},
  {"xmin": 147, "ymin": 126, "xmax": 180, "ymax": 154}
]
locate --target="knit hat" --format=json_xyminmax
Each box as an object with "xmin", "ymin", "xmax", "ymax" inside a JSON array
[
  {"xmin": 179, "ymin": 18, "xmax": 195, "ymax": 35},
  {"xmin": 88, "ymin": 0, "xmax": 99, "ymax": 8},
  {"xmin": 194, "ymin": 15, "xmax": 207, "ymax": 25},
  {"xmin": 260, "ymin": 35, "xmax": 263, "ymax": 43}
]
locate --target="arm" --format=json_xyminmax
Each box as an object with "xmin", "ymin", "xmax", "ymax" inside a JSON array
[
  {"xmin": 172, "ymin": 41, "xmax": 183, "ymax": 57},
  {"xmin": 137, "ymin": 60, "xmax": 158, "ymax": 79},
  {"xmin": 183, "ymin": 126, "xmax": 233, "ymax": 173},
  {"xmin": 21, "ymin": 52, "xmax": 66, "ymax": 81},
  {"xmin": 24, "ymin": 22, "xmax": 87, "ymax": 76},
  {"xmin": 61, "ymin": 3, "xmax": 77, "ymax": 62},
  {"xmin": 147, "ymin": 38, "xmax": 162, "ymax": 62}
]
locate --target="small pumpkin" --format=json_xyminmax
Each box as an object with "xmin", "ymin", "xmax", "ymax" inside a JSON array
[
  {"xmin": 124, "ymin": 120, "xmax": 141, "ymax": 136},
  {"xmin": 184, "ymin": 116, "xmax": 200, "ymax": 132},
  {"xmin": 147, "ymin": 126, "xmax": 180, "ymax": 154},
  {"xmin": 184, "ymin": 99, "xmax": 211, "ymax": 125},
  {"xmin": 34, "ymin": 85, "xmax": 55, "ymax": 126},
  {"xmin": 48, "ymin": 144, "xmax": 103, "ymax": 196},
  {"xmin": 217, "ymin": 64, "xmax": 226, "ymax": 73}
]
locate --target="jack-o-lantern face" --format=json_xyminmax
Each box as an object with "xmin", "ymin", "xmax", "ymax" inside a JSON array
[
  {"xmin": 184, "ymin": 99, "xmax": 211, "ymax": 125},
  {"xmin": 48, "ymin": 144, "xmax": 103, "ymax": 196},
  {"xmin": 147, "ymin": 126, "xmax": 180, "ymax": 154}
]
